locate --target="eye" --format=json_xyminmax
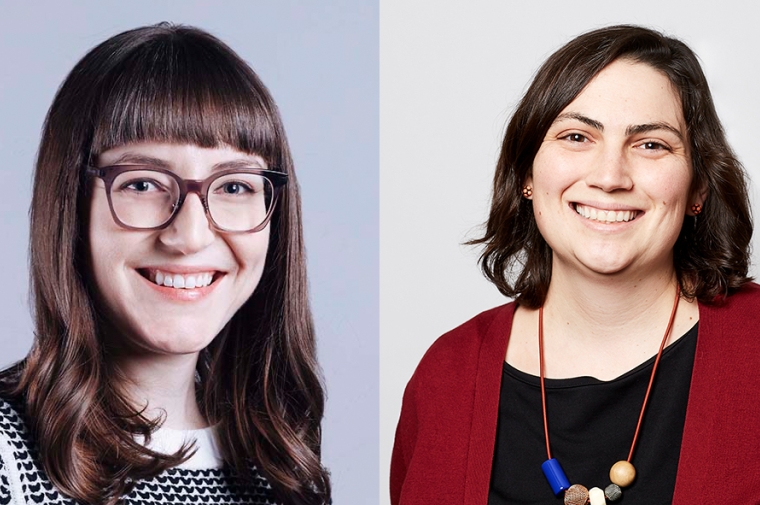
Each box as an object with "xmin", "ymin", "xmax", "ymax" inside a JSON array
[
  {"xmin": 638, "ymin": 141, "xmax": 670, "ymax": 151},
  {"xmin": 121, "ymin": 180, "xmax": 161, "ymax": 193},
  {"xmin": 219, "ymin": 181, "xmax": 254, "ymax": 195},
  {"xmin": 561, "ymin": 133, "xmax": 589, "ymax": 143}
]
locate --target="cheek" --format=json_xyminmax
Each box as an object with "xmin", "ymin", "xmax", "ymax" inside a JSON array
[
  {"xmin": 531, "ymin": 148, "xmax": 577, "ymax": 196},
  {"xmin": 87, "ymin": 190, "xmax": 146, "ymax": 312},
  {"xmin": 530, "ymin": 150, "xmax": 572, "ymax": 220},
  {"xmin": 87, "ymin": 232, "xmax": 128, "ymax": 326},
  {"xmin": 643, "ymin": 164, "xmax": 693, "ymax": 208},
  {"xmin": 88, "ymin": 193, "xmax": 118, "ymax": 287},
  {"xmin": 230, "ymin": 229, "xmax": 271, "ymax": 287}
]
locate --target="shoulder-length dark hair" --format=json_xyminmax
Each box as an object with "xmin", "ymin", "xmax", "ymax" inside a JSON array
[
  {"xmin": 2, "ymin": 23, "xmax": 329, "ymax": 505},
  {"xmin": 472, "ymin": 24, "xmax": 752, "ymax": 308}
]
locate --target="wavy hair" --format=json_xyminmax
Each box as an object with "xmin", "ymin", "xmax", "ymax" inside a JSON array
[
  {"xmin": 471, "ymin": 24, "xmax": 752, "ymax": 308},
  {"xmin": 1, "ymin": 23, "xmax": 329, "ymax": 504}
]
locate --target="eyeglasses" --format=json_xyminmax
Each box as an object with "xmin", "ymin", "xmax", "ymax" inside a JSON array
[{"xmin": 87, "ymin": 165, "xmax": 288, "ymax": 233}]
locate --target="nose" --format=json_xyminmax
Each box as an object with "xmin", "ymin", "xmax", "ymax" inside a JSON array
[
  {"xmin": 585, "ymin": 145, "xmax": 634, "ymax": 192},
  {"xmin": 158, "ymin": 194, "xmax": 216, "ymax": 254}
]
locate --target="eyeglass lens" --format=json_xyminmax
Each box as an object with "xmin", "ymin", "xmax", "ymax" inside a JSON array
[{"xmin": 109, "ymin": 169, "xmax": 274, "ymax": 231}]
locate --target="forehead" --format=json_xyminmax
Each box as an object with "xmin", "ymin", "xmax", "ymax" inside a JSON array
[
  {"xmin": 96, "ymin": 142, "xmax": 267, "ymax": 171},
  {"xmin": 557, "ymin": 59, "xmax": 685, "ymax": 131}
]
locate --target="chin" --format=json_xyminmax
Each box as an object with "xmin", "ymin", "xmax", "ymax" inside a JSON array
[
  {"xmin": 574, "ymin": 253, "xmax": 634, "ymax": 276},
  {"xmin": 150, "ymin": 337, "xmax": 215, "ymax": 355},
  {"xmin": 587, "ymin": 265, "xmax": 631, "ymax": 276},
  {"xmin": 135, "ymin": 323, "xmax": 221, "ymax": 355}
]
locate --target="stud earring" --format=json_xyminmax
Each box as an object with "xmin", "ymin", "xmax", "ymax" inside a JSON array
[
  {"xmin": 691, "ymin": 203, "xmax": 702, "ymax": 215},
  {"xmin": 522, "ymin": 186, "xmax": 533, "ymax": 198}
]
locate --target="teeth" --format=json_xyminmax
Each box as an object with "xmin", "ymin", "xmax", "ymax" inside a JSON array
[
  {"xmin": 173, "ymin": 275, "xmax": 185, "ymax": 289},
  {"xmin": 151, "ymin": 270, "xmax": 215, "ymax": 289},
  {"xmin": 575, "ymin": 204, "xmax": 638, "ymax": 223}
]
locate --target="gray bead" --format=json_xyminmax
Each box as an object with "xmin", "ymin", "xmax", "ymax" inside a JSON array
[{"xmin": 605, "ymin": 483, "xmax": 622, "ymax": 501}]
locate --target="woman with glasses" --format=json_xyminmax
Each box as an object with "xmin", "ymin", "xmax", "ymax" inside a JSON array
[
  {"xmin": 0, "ymin": 24, "xmax": 329, "ymax": 505},
  {"xmin": 391, "ymin": 25, "xmax": 759, "ymax": 504}
]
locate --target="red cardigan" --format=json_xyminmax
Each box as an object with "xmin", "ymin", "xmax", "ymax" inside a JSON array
[{"xmin": 390, "ymin": 283, "xmax": 760, "ymax": 504}]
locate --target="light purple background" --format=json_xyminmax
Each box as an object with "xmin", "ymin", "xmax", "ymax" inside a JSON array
[{"xmin": 0, "ymin": 2, "xmax": 377, "ymax": 504}]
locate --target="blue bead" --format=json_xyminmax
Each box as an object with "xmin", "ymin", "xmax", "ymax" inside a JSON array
[{"xmin": 541, "ymin": 458, "xmax": 571, "ymax": 496}]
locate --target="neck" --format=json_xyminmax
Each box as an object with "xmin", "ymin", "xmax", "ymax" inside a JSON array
[
  {"xmin": 113, "ymin": 351, "xmax": 207, "ymax": 430},
  {"xmin": 530, "ymin": 258, "xmax": 698, "ymax": 380},
  {"xmin": 545, "ymin": 261, "xmax": 678, "ymax": 342}
]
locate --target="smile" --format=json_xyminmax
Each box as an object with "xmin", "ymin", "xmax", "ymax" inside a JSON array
[
  {"xmin": 138, "ymin": 269, "xmax": 220, "ymax": 290},
  {"xmin": 574, "ymin": 203, "xmax": 639, "ymax": 224}
]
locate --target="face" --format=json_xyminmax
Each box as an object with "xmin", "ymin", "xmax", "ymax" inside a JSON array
[
  {"xmin": 89, "ymin": 142, "xmax": 271, "ymax": 356},
  {"xmin": 526, "ymin": 59, "xmax": 700, "ymax": 278}
]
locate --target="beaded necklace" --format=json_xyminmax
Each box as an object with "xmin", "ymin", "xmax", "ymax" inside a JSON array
[{"xmin": 538, "ymin": 286, "xmax": 680, "ymax": 505}]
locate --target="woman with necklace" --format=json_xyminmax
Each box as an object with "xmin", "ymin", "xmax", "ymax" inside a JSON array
[{"xmin": 391, "ymin": 25, "xmax": 757, "ymax": 504}]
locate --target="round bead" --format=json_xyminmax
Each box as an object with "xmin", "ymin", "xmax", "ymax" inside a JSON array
[
  {"xmin": 564, "ymin": 484, "xmax": 589, "ymax": 505},
  {"xmin": 588, "ymin": 487, "xmax": 606, "ymax": 505},
  {"xmin": 609, "ymin": 460, "xmax": 636, "ymax": 487},
  {"xmin": 604, "ymin": 483, "xmax": 622, "ymax": 501}
]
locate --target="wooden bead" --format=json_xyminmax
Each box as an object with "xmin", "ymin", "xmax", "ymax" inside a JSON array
[
  {"xmin": 609, "ymin": 460, "xmax": 636, "ymax": 487},
  {"xmin": 564, "ymin": 484, "xmax": 589, "ymax": 505},
  {"xmin": 588, "ymin": 487, "xmax": 606, "ymax": 505},
  {"xmin": 604, "ymin": 483, "xmax": 622, "ymax": 501}
]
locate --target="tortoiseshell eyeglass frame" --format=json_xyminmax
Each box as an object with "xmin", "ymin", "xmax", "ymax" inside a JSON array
[{"xmin": 86, "ymin": 164, "xmax": 288, "ymax": 233}]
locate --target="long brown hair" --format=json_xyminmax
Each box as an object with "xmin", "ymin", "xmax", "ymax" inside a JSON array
[
  {"xmin": 1, "ymin": 23, "xmax": 330, "ymax": 504},
  {"xmin": 471, "ymin": 25, "xmax": 753, "ymax": 308}
]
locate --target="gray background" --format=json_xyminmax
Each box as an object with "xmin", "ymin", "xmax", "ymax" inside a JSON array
[
  {"xmin": 0, "ymin": 2, "xmax": 378, "ymax": 504},
  {"xmin": 380, "ymin": 1, "xmax": 760, "ymax": 502}
]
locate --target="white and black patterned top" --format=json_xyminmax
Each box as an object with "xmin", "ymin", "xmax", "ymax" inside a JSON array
[{"xmin": 0, "ymin": 396, "xmax": 280, "ymax": 504}]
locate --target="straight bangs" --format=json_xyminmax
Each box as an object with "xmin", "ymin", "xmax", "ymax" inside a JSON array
[{"xmin": 89, "ymin": 28, "xmax": 285, "ymax": 168}]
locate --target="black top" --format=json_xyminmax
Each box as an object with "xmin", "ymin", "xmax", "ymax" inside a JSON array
[{"xmin": 488, "ymin": 323, "xmax": 698, "ymax": 505}]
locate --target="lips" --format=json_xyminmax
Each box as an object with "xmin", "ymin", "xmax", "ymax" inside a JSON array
[{"xmin": 573, "ymin": 203, "xmax": 640, "ymax": 223}]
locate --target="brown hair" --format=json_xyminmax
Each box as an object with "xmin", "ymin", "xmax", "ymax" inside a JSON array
[
  {"xmin": 471, "ymin": 24, "xmax": 752, "ymax": 308},
  {"xmin": 1, "ymin": 23, "xmax": 329, "ymax": 504}
]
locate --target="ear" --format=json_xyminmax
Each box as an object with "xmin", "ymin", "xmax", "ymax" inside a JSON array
[
  {"xmin": 522, "ymin": 175, "xmax": 534, "ymax": 200},
  {"xmin": 686, "ymin": 183, "xmax": 708, "ymax": 216}
]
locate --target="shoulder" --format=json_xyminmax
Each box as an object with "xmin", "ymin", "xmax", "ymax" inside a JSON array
[
  {"xmin": 721, "ymin": 281, "xmax": 760, "ymax": 304},
  {"xmin": 693, "ymin": 281, "xmax": 760, "ymax": 379},
  {"xmin": 0, "ymin": 370, "xmax": 32, "ymax": 455},
  {"xmin": 676, "ymin": 283, "xmax": 760, "ymax": 499},
  {"xmin": 0, "ymin": 450, "xmax": 13, "ymax": 504},
  {"xmin": 407, "ymin": 302, "xmax": 515, "ymax": 391},
  {"xmin": 0, "ymin": 394, "xmax": 29, "ymax": 447},
  {"xmin": 0, "ymin": 395, "xmax": 34, "ymax": 505},
  {"xmin": 728, "ymin": 281, "xmax": 760, "ymax": 305},
  {"xmin": 391, "ymin": 303, "xmax": 515, "ymax": 503},
  {"xmin": 701, "ymin": 281, "xmax": 760, "ymax": 326},
  {"xmin": 398, "ymin": 302, "xmax": 515, "ymax": 426}
]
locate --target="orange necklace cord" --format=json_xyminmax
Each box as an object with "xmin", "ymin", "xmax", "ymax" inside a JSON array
[
  {"xmin": 538, "ymin": 284, "xmax": 681, "ymax": 462},
  {"xmin": 539, "ymin": 303, "xmax": 551, "ymax": 459}
]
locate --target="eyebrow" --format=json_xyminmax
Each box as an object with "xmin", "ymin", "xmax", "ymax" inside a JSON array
[
  {"xmin": 554, "ymin": 112, "xmax": 604, "ymax": 131},
  {"xmin": 108, "ymin": 153, "xmax": 169, "ymax": 168},
  {"xmin": 625, "ymin": 121, "xmax": 684, "ymax": 141},
  {"xmin": 105, "ymin": 153, "xmax": 266, "ymax": 170},
  {"xmin": 552, "ymin": 112, "xmax": 684, "ymax": 141},
  {"xmin": 212, "ymin": 159, "xmax": 267, "ymax": 170}
]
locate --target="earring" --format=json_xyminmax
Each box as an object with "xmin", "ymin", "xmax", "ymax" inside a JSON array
[
  {"xmin": 691, "ymin": 203, "xmax": 702, "ymax": 215},
  {"xmin": 522, "ymin": 185, "xmax": 533, "ymax": 198}
]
